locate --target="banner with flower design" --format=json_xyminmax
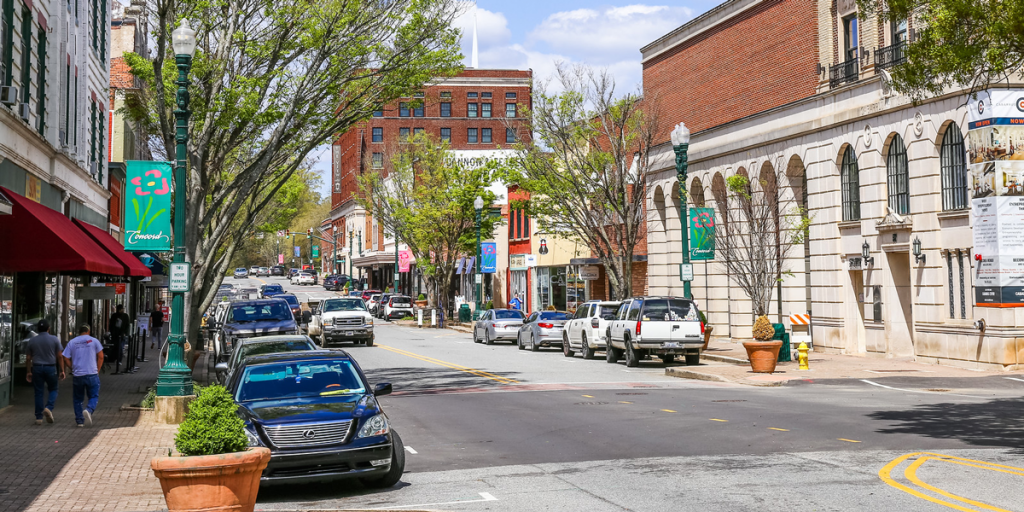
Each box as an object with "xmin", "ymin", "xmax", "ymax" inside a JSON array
[
  {"xmin": 689, "ymin": 207, "xmax": 716, "ymax": 261},
  {"xmin": 124, "ymin": 161, "xmax": 172, "ymax": 252}
]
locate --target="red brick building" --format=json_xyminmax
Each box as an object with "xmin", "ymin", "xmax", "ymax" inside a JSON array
[{"xmin": 328, "ymin": 69, "xmax": 532, "ymax": 295}]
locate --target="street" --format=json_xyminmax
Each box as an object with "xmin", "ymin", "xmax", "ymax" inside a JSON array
[{"xmin": 238, "ymin": 277, "xmax": 1024, "ymax": 512}]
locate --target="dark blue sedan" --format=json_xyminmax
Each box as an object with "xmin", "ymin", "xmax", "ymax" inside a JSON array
[
  {"xmin": 260, "ymin": 283, "xmax": 284, "ymax": 299},
  {"xmin": 227, "ymin": 350, "xmax": 404, "ymax": 487}
]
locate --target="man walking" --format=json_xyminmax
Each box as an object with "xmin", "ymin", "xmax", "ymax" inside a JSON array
[
  {"xmin": 25, "ymin": 320, "xmax": 64, "ymax": 425},
  {"xmin": 62, "ymin": 324, "xmax": 104, "ymax": 427},
  {"xmin": 150, "ymin": 302, "xmax": 165, "ymax": 349},
  {"xmin": 509, "ymin": 293, "xmax": 522, "ymax": 311},
  {"xmin": 108, "ymin": 305, "xmax": 131, "ymax": 368}
]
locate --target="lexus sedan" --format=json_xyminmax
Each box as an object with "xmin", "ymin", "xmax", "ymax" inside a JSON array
[
  {"xmin": 473, "ymin": 309, "xmax": 526, "ymax": 345},
  {"xmin": 228, "ymin": 351, "xmax": 404, "ymax": 486},
  {"xmin": 518, "ymin": 311, "xmax": 572, "ymax": 351}
]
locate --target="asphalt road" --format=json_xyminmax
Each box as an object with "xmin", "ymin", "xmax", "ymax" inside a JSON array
[{"xmin": 233, "ymin": 276, "xmax": 1024, "ymax": 511}]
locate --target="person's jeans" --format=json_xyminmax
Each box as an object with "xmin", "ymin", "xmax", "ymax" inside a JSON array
[
  {"xmin": 72, "ymin": 374, "xmax": 100, "ymax": 424},
  {"xmin": 152, "ymin": 325, "xmax": 164, "ymax": 347},
  {"xmin": 32, "ymin": 365, "xmax": 59, "ymax": 420}
]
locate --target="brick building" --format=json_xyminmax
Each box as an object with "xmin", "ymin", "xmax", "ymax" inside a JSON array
[{"xmin": 328, "ymin": 69, "xmax": 532, "ymax": 300}]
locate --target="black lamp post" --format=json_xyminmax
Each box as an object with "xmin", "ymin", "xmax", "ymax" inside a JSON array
[
  {"xmin": 671, "ymin": 122, "xmax": 692, "ymax": 299},
  {"xmin": 474, "ymin": 196, "xmax": 484, "ymax": 315}
]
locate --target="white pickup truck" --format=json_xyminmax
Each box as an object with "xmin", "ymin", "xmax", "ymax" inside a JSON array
[{"xmin": 606, "ymin": 296, "xmax": 704, "ymax": 367}]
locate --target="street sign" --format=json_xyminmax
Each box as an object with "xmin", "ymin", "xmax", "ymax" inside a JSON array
[
  {"xmin": 580, "ymin": 266, "xmax": 600, "ymax": 280},
  {"xmin": 169, "ymin": 262, "xmax": 191, "ymax": 292},
  {"xmin": 679, "ymin": 263, "xmax": 694, "ymax": 282},
  {"xmin": 475, "ymin": 273, "xmax": 482, "ymax": 284}
]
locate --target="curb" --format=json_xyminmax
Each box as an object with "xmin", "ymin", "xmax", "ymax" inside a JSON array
[
  {"xmin": 665, "ymin": 367, "xmax": 730, "ymax": 383},
  {"xmin": 701, "ymin": 353, "xmax": 748, "ymax": 365}
]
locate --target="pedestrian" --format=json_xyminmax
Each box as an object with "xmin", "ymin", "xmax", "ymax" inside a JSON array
[
  {"xmin": 509, "ymin": 293, "xmax": 522, "ymax": 311},
  {"xmin": 62, "ymin": 324, "xmax": 104, "ymax": 427},
  {"xmin": 108, "ymin": 305, "xmax": 130, "ymax": 367},
  {"xmin": 25, "ymin": 319, "xmax": 65, "ymax": 425},
  {"xmin": 150, "ymin": 302, "xmax": 165, "ymax": 349}
]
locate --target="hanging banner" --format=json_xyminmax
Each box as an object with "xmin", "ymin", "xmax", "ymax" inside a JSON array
[
  {"xmin": 294, "ymin": 246, "xmax": 300, "ymax": 258},
  {"xmin": 399, "ymin": 250, "xmax": 412, "ymax": 272},
  {"xmin": 455, "ymin": 256, "xmax": 466, "ymax": 275},
  {"xmin": 481, "ymin": 243, "xmax": 497, "ymax": 273},
  {"xmin": 312, "ymin": 245, "xmax": 320, "ymax": 258},
  {"xmin": 124, "ymin": 161, "xmax": 172, "ymax": 252},
  {"xmin": 689, "ymin": 207, "xmax": 716, "ymax": 261},
  {"xmin": 278, "ymin": 254, "xmax": 284, "ymax": 264},
  {"xmin": 464, "ymin": 256, "xmax": 476, "ymax": 274}
]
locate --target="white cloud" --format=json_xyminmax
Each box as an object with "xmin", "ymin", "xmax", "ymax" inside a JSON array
[{"xmin": 455, "ymin": 4, "xmax": 692, "ymax": 91}]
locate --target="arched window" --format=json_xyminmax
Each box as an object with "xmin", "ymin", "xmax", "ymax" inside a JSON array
[
  {"xmin": 887, "ymin": 134, "xmax": 910, "ymax": 214},
  {"xmin": 841, "ymin": 147, "xmax": 861, "ymax": 221},
  {"xmin": 940, "ymin": 123, "xmax": 968, "ymax": 210},
  {"xmin": 690, "ymin": 177, "xmax": 705, "ymax": 207},
  {"xmin": 712, "ymin": 172, "xmax": 728, "ymax": 231}
]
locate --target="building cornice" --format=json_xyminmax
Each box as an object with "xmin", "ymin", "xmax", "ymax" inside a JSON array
[{"xmin": 640, "ymin": 0, "xmax": 766, "ymax": 64}]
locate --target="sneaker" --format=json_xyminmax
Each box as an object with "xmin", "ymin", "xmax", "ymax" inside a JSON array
[
  {"xmin": 34, "ymin": 419, "xmax": 43, "ymax": 425},
  {"xmin": 76, "ymin": 423, "xmax": 83, "ymax": 428},
  {"xmin": 83, "ymin": 410, "xmax": 92, "ymax": 427},
  {"xmin": 43, "ymin": 408, "xmax": 53, "ymax": 423}
]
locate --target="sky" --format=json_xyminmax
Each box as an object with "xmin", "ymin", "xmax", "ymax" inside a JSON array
[{"xmin": 310, "ymin": 0, "xmax": 719, "ymax": 198}]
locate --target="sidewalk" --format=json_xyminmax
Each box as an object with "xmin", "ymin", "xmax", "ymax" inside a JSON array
[
  {"xmin": 0, "ymin": 350, "xmax": 207, "ymax": 512},
  {"xmin": 667, "ymin": 341, "xmax": 1024, "ymax": 387}
]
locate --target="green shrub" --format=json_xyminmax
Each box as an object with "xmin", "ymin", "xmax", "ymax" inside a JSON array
[
  {"xmin": 174, "ymin": 385, "xmax": 248, "ymax": 456},
  {"xmin": 417, "ymin": 293, "xmax": 426, "ymax": 300},
  {"xmin": 484, "ymin": 300, "xmax": 494, "ymax": 310},
  {"xmin": 140, "ymin": 388, "xmax": 156, "ymax": 408}
]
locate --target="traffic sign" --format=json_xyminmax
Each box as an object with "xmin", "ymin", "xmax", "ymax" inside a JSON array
[
  {"xmin": 679, "ymin": 263, "xmax": 694, "ymax": 282},
  {"xmin": 169, "ymin": 262, "xmax": 191, "ymax": 292}
]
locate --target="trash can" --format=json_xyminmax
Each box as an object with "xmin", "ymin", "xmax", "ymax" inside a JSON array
[
  {"xmin": 771, "ymin": 323, "xmax": 791, "ymax": 362},
  {"xmin": 458, "ymin": 303, "xmax": 472, "ymax": 323}
]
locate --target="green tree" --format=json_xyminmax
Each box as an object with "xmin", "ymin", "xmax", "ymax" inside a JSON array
[
  {"xmin": 357, "ymin": 133, "xmax": 500, "ymax": 311},
  {"xmin": 505, "ymin": 64, "xmax": 660, "ymax": 300},
  {"xmin": 125, "ymin": 0, "xmax": 464, "ymax": 342},
  {"xmin": 858, "ymin": 0, "xmax": 1024, "ymax": 98}
]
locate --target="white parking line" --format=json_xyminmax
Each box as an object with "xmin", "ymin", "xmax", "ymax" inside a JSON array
[
  {"xmin": 860, "ymin": 379, "xmax": 983, "ymax": 398},
  {"xmin": 369, "ymin": 492, "xmax": 497, "ymax": 509},
  {"xmin": 1005, "ymin": 377, "xmax": 1024, "ymax": 383},
  {"xmin": 404, "ymin": 446, "xmax": 418, "ymax": 454}
]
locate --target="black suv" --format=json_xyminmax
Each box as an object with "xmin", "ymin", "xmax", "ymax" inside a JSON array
[
  {"xmin": 323, "ymin": 274, "xmax": 349, "ymax": 291},
  {"xmin": 271, "ymin": 265, "xmax": 286, "ymax": 276}
]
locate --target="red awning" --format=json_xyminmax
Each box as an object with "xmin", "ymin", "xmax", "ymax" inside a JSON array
[
  {"xmin": 0, "ymin": 187, "xmax": 125, "ymax": 275},
  {"xmin": 73, "ymin": 219, "xmax": 152, "ymax": 277}
]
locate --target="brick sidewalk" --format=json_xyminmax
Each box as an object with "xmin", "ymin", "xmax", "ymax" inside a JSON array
[
  {"xmin": 0, "ymin": 352, "xmax": 196, "ymax": 512},
  {"xmin": 667, "ymin": 341, "xmax": 1024, "ymax": 386}
]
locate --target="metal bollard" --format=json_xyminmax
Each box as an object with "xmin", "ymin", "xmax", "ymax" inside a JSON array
[
  {"xmin": 798, "ymin": 341, "xmax": 809, "ymax": 370},
  {"xmin": 431, "ymin": 308, "xmax": 436, "ymax": 328},
  {"xmin": 417, "ymin": 309, "xmax": 423, "ymax": 328}
]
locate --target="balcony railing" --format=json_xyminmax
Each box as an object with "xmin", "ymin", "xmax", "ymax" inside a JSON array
[
  {"xmin": 829, "ymin": 58, "xmax": 859, "ymax": 89},
  {"xmin": 874, "ymin": 41, "xmax": 907, "ymax": 71}
]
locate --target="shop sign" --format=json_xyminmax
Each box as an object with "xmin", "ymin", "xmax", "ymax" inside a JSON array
[
  {"xmin": 510, "ymin": 254, "xmax": 536, "ymax": 270},
  {"xmin": 972, "ymin": 196, "xmax": 1024, "ymax": 306},
  {"xmin": 689, "ymin": 207, "xmax": 716, "ymax": 261},
  {"xmin": 124, "ymin": 161, "xmax": 172, "ymax": 252},
  {"xmin": 169, "ymin": 262, "xmax": 191, "ymax": 292},
  {"xmin": 481, "ymin": 243, "xmax": 497, "ymax": 273},
  {"xmin": 399, "ymin": 250, "xmax": 412, "ymax": 272},
  {"xmin": 25, "ymin": 174, "xmax": 41, "ymax": 203},
  {"xmin": 580, "ymin": 266, "xmax": 600, "ymax": 280},
  {"xmin": 679, "ymin": 263, "xmax": 694, "ymax": 282},
  {"xmin": 105, "ymin": 283, "xmax": 127, "ymax": 295}
]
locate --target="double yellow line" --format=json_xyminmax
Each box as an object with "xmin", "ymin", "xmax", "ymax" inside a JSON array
[
  {"xmin": 378, "ymin": 344, "xmax": 519, "ymax": 385},
  {"xmin": 880, "ymin": 452, "xmax": 1024, "ymax": 511}
]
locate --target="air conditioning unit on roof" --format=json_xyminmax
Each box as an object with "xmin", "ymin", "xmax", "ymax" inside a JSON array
[{"xmin": 0, "ymin": 86, "xmax": 18, "ymax": 105}]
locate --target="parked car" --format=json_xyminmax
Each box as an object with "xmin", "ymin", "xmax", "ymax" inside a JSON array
[
  {"xmin": 236, "ymin": 287, "xmax": 259, "ymax": 300},
  {"xmin": 374, "ymin": 294, "xmax": 393, "ymax": 318},
  {"xmin": 227, "ymin": 351, "xmax": 403, "ymax": 487},
  {"xmin": 293, "ymin": 272, "xmax": 316, "ymax": 286},
  {"xmin": 249, "ymin": 266, "xmax": 260, "ymax": 275},
  {"xmin": 472, "ymin": 309, "xmax": 526, "ymax": 345},
  {"xmin": 360, "ymin": 289, "xmax": 382, "ymax": 301},
  {"xmin": 518, "ymin": 311, "xmax": 572, "ymax": 351},
  {"xmin": 308, "ymin": 297, "xmax": 375, "ymax": 346},
  {"xmin": 606, "ymin": 296, "xmax": 704, "ymax": 367},
  {"xmin": 288, "ymin": 268, "xmax": 300, "ymax": 278},
  {"xmin": 348, "ymin": 291, "xmax": 364, "ymax": 297},
  {"xmin": 382, "ymin": 296, "xmax": 414, "ymax": 321},
  {"xmin": 215, "ymin": 285, "xmax": 235, "ymax": 302},
  {"xmin": 234, "ymin": 267, "xmax": 249, "ymax": 279},
  {"xmin": 258, "ymin": 267, "xmax": 270, "ymax": 277},
  {"xmin": 214, "ymin": 334, "xmax": 317, "ymax": 383},
  {"xmin": 219, "ymin": 299, "xmax": 301, "ymax": 362},
  {"xmin": 260, "ymin": 283, "xmax": 285, "ymax": 299},
  {"xmin": 366, "ymin": 294, "xmax": 383, "ymax": 316},
  {"xmin": 276, "ymin": 294, "xmax": 302, "ymax": 322},
  {"xmin": 271, "ymin": 265, "xmax": 286, "ymax": 276},
  {"xmin": 323, "ymin": 274, "xmax": 349, "ymax": 291},
  {"xmin": 563, "ymin": 301, "xmax": 620, "ymax": 359}
]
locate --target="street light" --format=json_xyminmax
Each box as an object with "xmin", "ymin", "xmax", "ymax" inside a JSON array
[
  {"xmin": 156, "ymin": 19, "xmax": 197, "ymax": 399},
  {"xmin": 670, "ymin": 122, "xmax": 692, "ymax": 299},
  {"xmin": 474, "ymin": 196, "xmax": 484, "ymax": 316},
  {"xmin": 862, "ymin": 241, "xmax": 874, "ymax": 266},
  {"xmin": 912, "ymin": 236, "xmax": 925, "ymax": 264}
]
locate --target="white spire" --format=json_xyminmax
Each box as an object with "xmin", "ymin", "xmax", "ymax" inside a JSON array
[{"xmin": 471, "ymin": 2, "xmax": 479, "ymax": 69}]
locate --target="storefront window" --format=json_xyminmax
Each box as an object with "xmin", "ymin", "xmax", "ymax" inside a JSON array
[
  {"xmin": 1, "ymin": 274, "xmax": 13, "ymax": 405},
  {"xmin": 536, "ymin": 267, "xmax": 568, "ymax": 311},
  {"xmin": 566, "ymin": 266, "xmax": 585, "ymax": 313}
]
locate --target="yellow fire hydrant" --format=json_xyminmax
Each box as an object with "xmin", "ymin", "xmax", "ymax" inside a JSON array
[{"xmin": 797, "ymin": 342, "xmax": 810, "ymax": 370}]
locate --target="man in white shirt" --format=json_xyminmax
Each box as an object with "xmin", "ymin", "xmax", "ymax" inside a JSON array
[{"xmin": 62, "ymin": 324, "xmax": 104, "ymax": 427}]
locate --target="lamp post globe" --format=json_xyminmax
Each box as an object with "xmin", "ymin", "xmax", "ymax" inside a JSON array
[
  {"xmin": 474, "ymin": 196, "xmax": 484, "ymax": 317},
  {"xmin": 671, "ymin": 122, "xmax": 692, "ymax": 299},
  {"xmin": 171, "ymin": 19, "xmax": 197, "ymax": 57}
]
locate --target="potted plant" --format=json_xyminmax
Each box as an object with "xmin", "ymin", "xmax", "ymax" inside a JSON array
[
  {"xmin": 743, "ymin": 315, "xmax": 783, "ymax": 373},
  {"xmin": 151, "ymin": 385, "xmax": 270, "ymax": 512},
  {"xmin": 415, "ymin": 293, "xmax": 428, "ymax": 308}
]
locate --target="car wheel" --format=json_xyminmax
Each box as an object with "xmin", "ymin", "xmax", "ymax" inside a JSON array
[
  {"xmin": 606, "ymin": 342, "xmax": 621, "ymax": 363},
  {"xmin": 365, "ymin": 336, "xmax": 375, "ymax": 347},
  {"xmin": 530, "ymin": 333, "xmax": 539, "ymax": 352},
  {"xmin": 485, "ymin": 330, "xmax": 493, "ymax": 345},
  {"xmin": 581, "ymin": 333, "xmax": 595, "ymax": 360},
  {"xmin": 661, "ymin": 354, "xmax": 675, "ymax": 365},
  {"xmin": 319, "ymin": 332, "xmax": 327, "ymax": 347},
  {"xmin": 562, "ymin": 334, "xmax": 574, "ymax": 357},
  {"xmin": 518, "ymin": 333, "xmax": 524, "ymax": 350},
  {"xmin": 685, "ymin": 353, "xmax": 700, "ymax": 366},
  {"xmin": 363, "ymin": 430, "xmax": 406, "ymax": 488},
  {"xmin": 624, "ymin": 336, "xmax": 639, "ymax": 367},
  {"xmin": 473, "ymin": 328, "xmax": 481, "ymax": 343}
]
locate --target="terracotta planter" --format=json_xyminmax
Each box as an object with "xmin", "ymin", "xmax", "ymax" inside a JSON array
[
  {"xmin": 151, "ymin": 447, "xmax": 271, "ymax": 512},
  {"xmin": 742, "ymin": 340, "xmax": 783, "ymax": 374},
  {"xmin": 702, "ymin": 326, "xmax": 714, "ymax": 351},
  {"xmin": 415, "ymin": 300, "xmax": 428, "ymax": 308}
]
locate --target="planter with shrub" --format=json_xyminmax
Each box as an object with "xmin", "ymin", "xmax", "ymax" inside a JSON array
[
  {"xmin": 151, "ymin": 385, "xmax": 270, "ymax": 512},
  {"xmin": 742, "ymin": 315, "xmax": 783, "ymax": 373},
  {"xmin": 415, "ymin": 293, "xmax": 428, "ymax": 308}
]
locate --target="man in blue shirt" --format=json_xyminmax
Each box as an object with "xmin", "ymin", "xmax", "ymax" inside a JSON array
[
  {"xmin": 509, "ymin": 293, "xmax": 522, "ymax": 311},
  {"xmin": 25, "ymin": 319, "xmax": 65, "ymax": 425},
  {"xmin": 62, "ymin": 324, "xmax": 104, "ymax": 427}
]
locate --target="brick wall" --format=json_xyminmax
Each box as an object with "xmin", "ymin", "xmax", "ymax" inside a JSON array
[
  {"xmin": 590, "ymin": 261, "xmax": 648, "ymax": 300},
  {"xmin": 643, "ymin": 0, "xmax": 819, "ymax": 138}
]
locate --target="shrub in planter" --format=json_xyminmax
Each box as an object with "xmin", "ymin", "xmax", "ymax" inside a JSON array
[
  {"xmin": 484, "ymin": 300, "xmax": 494, "ymax": 310},
  {"xmin": 752, "ymin": 315, "xmax": 775, "ymax": 341},
  {"xmin": 174, "ymin": 385, "xmax": 247, "ymax": 455},
  {"xmin": 418, "ymin": 293, "xmax": 426, "ymax": 301},
  {"xmin": 744, "ymin": 315, "xmax": 782, "ymax": 373}
]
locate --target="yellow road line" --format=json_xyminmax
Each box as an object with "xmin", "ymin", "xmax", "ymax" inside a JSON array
[
  {"xmin": 618, "ymin": 401, "xmax": 632, "ymax": 404},
  {"xmin": 661, "ymin": 409, "xmax": 677, "ymax": 413},
  {"xmin": 879, "ymin": 452, "xmax": 1024, "ymax": 512},
  {"xmin": 581, "ymin": 394, "xmax": 594, "ymax": 398},
  {"xmin": 837, "ymin": 438, "xmax": 860, "ymax": 443},
  {"xmin": 906, "ymin": 457, "xmax": 1013, "ymax": 512},
  {"xmin": 709, "ymin": 418, "xmax": 728, "ymax": 422},
  {"xmin": 768, "ymin": 428, "xmax": 789, "ymax": 432},
  {"xmin": 377, "ymin": 344, "xmax": 518, "ymax": 384}
]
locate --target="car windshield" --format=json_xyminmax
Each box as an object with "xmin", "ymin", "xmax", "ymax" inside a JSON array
[
  {"xmin": 642, "ymin": 299, "xmax": 698, "ymax": 321},
  {"xmin": 264, "ymin": 285, "xmax": 282, "ymax": 293},
  {"xmin": 278, "ymin": 295, "xmax": 299, "ymax": 306},
  {"xmin": 540, "ymin": 312, "xmax": 570, "ymax": 320},
  {"xmin": 238, "ymin": 360, "xmax": 366, "ymax": 401},
  {"xmin": 236, "ymin": 268, "xmax": 246, "ymax": 272},
  {"xmin": 370, "ymin": 295, "xmax": 381, "ymax": 301},
  {"xmin": 238, "ymin": 340, "xmax": 313, "ymax": 364},
  {"xmin": 349, "ymin": 291, "xmax": 362, "ymax": 296},
  {"xmin": 494, "ymin": 310, "xmax": 525, "ymax": 320},
  {"xmin": 596, "ymin": 305, "xmax": 618, "ymax": 320},
  {"xmin": 324, "ymin": 299, "xmax": 365, "ymax": 312},
  {"xmin": 390, "ymin": 297, "xmax": 411, "ymax": 306},
  {"xmin": 230, "ymin": 302, "xmax": 293, "ymax": 322}
]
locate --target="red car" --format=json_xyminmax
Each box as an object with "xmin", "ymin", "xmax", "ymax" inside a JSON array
[{"xmin": 360, "ymin": 289, "xmax": 382, "ymax": 301}]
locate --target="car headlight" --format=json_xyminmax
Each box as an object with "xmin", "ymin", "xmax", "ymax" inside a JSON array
[
  {"xmin": 246, "ymin": 428, "xmax": 263, "ymax": 447},
  {"xmin": 366, "ymin": 318, "xmax": 374, "ymax": 327},
  {"xmin": 357, "ymin": 413, "xmax": 389, "ymax": 438}
]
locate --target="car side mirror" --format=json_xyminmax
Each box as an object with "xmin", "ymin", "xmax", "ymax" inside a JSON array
[
  {"xmin": 301, "ymin": 310, "xmax": 312, "ymax": 323},
  {"xmin": 373, "ymin": 382, "xmax": 392, "ymax": 396},
  {"xmin": 214, "ymin": 362, "xmax": 228, "ymax": 373}
]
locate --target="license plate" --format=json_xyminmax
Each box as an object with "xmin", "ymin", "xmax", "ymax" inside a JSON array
[
  {"xmin": 663, "ymin": 342, "xmax": 680, "ymax": 348},
  {"xmin": 346, "ymin": 331, "xmax": 354, "ymax": 336}
]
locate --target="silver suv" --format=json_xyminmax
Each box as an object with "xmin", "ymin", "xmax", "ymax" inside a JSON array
[{"xmin": 607, "ymin": 296, "xmax": 704, "ymax": 367}]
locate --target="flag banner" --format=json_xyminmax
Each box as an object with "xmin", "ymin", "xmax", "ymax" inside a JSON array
[
  {"xmin": 294, "ymin": 246, "xmax": 300, "ymax": 258},
  {"xmin": 124, "ymin": 161, "xmax": 172, "ymax": 251},
  {"xmin": 689, "ymin": 207, "xmax": 716, "ymax": 261},
  {"xmin": 278, "ymin": 254, "xmax": 284, "ymax": 264},
  {"xmin": 456, "ymin": 256, "xmax": 466, "ymax": 275},
  {"xmin": 481, "ymin": 243, "xmax": 497, "ymax": 273},
  {"xmin": 399, "ymin": 250, "xmax": 412, "ymax": 272},
  {"xmin": 312, "ymin": 245, "xmax": 320, "ymax": 258},
  {"xmin": 465, "ymin": 256, "xmax": 476, "ymax": 274}
]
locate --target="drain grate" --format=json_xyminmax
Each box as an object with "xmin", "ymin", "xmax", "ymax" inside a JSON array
[
  {"xmin": 616, "ymin": 392, "xmax": 648, "ymax": 396},
  {"xmin": 574, "ymin": 402, "xmax": 612, "ymax": 406},
  {"xmin": 711, "ymin": 400, "xmax": 747, "ymax": 403}
]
